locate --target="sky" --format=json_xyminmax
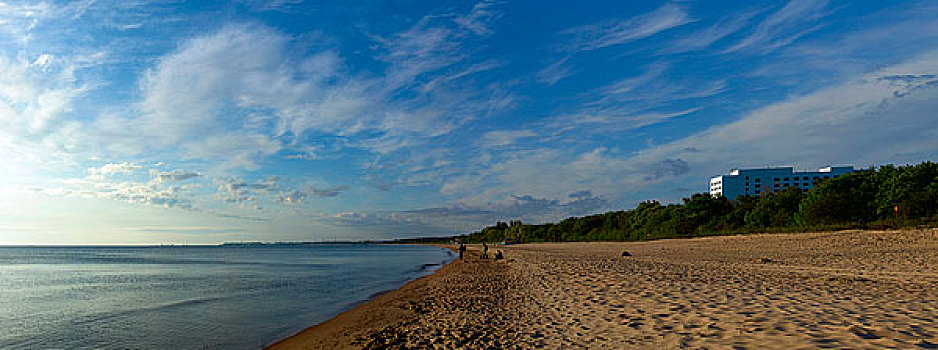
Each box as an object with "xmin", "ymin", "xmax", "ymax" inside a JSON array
[{"xmin": 1, "ymin": 0, "xmax": 937, "ymax": 244}]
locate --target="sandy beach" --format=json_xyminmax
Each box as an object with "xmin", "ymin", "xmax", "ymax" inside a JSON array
[{"xmin": 269, "ymin": 229, "xmax": 938, "ymax": 349}]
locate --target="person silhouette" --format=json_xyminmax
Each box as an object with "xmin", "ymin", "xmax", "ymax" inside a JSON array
[
  {"xmin": 458, "ymin": 242, "xmax": 466, "ymax": 260},
  {"xmin": 481, "ymin": 242, "xmax": 489, "ymax": 259}
]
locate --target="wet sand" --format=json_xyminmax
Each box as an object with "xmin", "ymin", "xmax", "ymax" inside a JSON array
[{"xmin": 269, "ymin": 229, "xmax": 938, "ymax": 349}]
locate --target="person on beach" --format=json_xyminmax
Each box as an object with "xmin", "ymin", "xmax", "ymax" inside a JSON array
[
  {"xmin": 481, "ymin": 242, "xmax": 489, "ymax": 259},
  {"xmin": 494, "ymin": 250, "xmax": 503, "ymax": 261},
  {"xmin": 458, "ymin": 242, "xmax": 466, "ymax": 260}
]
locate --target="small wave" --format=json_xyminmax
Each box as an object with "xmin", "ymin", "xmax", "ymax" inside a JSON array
[{"xmin": 73, "ymin": 296, "xmax": 227, "ymax": 325}]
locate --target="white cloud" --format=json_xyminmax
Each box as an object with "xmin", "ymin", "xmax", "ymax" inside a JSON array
[
  {"xmin": 0, "ymin": 51, "xmax": 91, "ymax": 177},
  {"xmin": 89, "ymin": 5, "xmax": 508, "ymax": 173},
  {"xmin": 240, "ymin": 0, "xmax": 304, "ymax": 12},
  {"xmin": 530, "ymin": 63, "xmax": 718, "ymax": 137},
  {"xmin": 284, "ymin": 145, "xmax": 321, "ymax": 160},
  {"xmin": 536, "ymin": 55, "xmax": 573, "ymax": 86},
  {"xmin": 466, "ymin": 51, "xmax": 938, "ymax": 213},
  {"xmin": 725, "ymin": 0, "xmax": 830, "ymax": 54},
  {"xmin": 183, "ymin": 133, "xmax": 281, "ymax": 172},
  {"xmin": 597, "ymin": 63, "xmax": 669, "ymax": 96},
  {"xmin": 560, "ymin": 3, "xmax": 694, "ymax": 52},
  {"xmin": 376, "ymin": 18, "xmax": 465, "ymax": 92},
  {"xmin": 138, "ymin": 24, "xmax": 299, "ymax": 141},
  {"xmin": 86, "ymin": 24, "xmax": 341, "ymax": 169},
  {"xmin": 624, "ymin": 50, "xmax": 938, "ymax": 183},
  {"xmin": 479, "ymin": 129, "xmax": 537, "ymax": 148},
  {"xmin": 278, "ymin": 184, "xmax": 350, "ymax": 204},
  {"xmin": 442, "ymin": 147, "xmax": 633, "ymax": 203},
  {"xmin": 309, "ymin": 184, "xmax": 350, "ymax": 197},
  {"xmin": 546, "ymin": 108, "xmax": 700, "ymax": 134},
  {"xmin": 214, "ymin": 176, "xmax": 280, "ymax": 204},
  {"xmin": 30, "ymin": 53, "xmax": 54, "ymax": 68},
  {"xmin": 0, "ymin": 54, "xmax": 86, "ymax": 134},
  {"xmin": 321, "ymin": 190, "xmax": 607, "ymax": 233},
  {"xmin": 454, "ymin": 0, "xmax": 501, "ymax": 36},
  {"xmin": 27, "ymin": 168, "xmax": 201, "ymax": 211},
  {"xmin": 0, "ymin": 2, "xmax": 53, "ymax": 43},
  {"xmin": 88, "ymin": 162, "xmax": 141, "ymax": 175},
  {"xmin": 663, "ymin": 9, "xmax": 759, "ymax": 53},
  {"xmin": 149, "ymin": 170, "xmax": 201, "ymax": 183}
]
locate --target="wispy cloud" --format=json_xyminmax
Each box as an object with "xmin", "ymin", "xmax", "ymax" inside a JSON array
[
  {"xmin": 663, "ymin": 9, "xmax": 760, "ymax": 54},
  {"xmin": 454, "ymin": 0, "xmax": 501, "ymax": 36},
  {"xmin": 725, "ymin": 0, "xmax": 830, "ymax": 54},
  {"xmin": 479, "ymin": 129, "xmax": 538, "ymax": 148},
  {"xmin": 214, "ymin": 176, "xmax": 281, "ymax": 204},
  {"xmin": 26, "ymin": 164, "xmax": 204, "ymax": 211},
  {"xmin": 532, "ymin": 63, "xmax": 720, "ymax": 137},
  {"xmin": 240, "ymin": 0, "xmax": 305, "ymax": 13},
  {"xmin": 0, "ymin": 2, "xmax": 53, "ymax": 43},
  {"xmin": 546, "ymin": 108, "xmax": 701, "ymax": 134},
  {"xmin": 278, "ymin": 184, "xmax": 350, "ymax": 204},
  {"xmin": 88, "ymin": 162, "xmax": 141, "ymax": 176},
  {"xmin": 149, "ymin": 170, "xmax": 201, "ymax": 183},
  {"xmin": 0, "ymin": 47, "xmax": 93, "ymax": 176},
  {"xmin": 623, "ymin": 49, "xmax": 938, "ymax": 187},
  {"xmin": 583, "ymin": 63, "xmax": 727, "ymax": 110},
  {"xmin": 321, "ymin": 191, "xmax": 607, "ymax": 234},
  {"xmin": 536, "ymin": 55, "xmax": 574, "ymax": 85},
  {"xmin": 559, "ymin": 3, "xmax": 693, "ymax": 52},
  {"xmin": 6, "ymin": 0, "xmax": 938, "ymax": 242}
]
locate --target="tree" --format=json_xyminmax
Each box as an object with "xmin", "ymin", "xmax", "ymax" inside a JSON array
[
  {"xmin": 799, "ymin": 171, "xmax": 877, "ymax": 225},
  {"xmin": 746, "ymin": 187, "xmax": 804, "ymax": 227}
]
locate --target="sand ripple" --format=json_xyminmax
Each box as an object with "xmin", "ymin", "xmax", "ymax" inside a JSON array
[{"xmin": 271, "ymin": 229, "xmax": 938, "ymax": 349}]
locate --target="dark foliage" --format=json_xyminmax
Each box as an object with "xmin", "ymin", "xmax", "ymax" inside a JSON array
[{"xmin": 456, "ymin": 162, "xmax": 938, "ymax": 243}]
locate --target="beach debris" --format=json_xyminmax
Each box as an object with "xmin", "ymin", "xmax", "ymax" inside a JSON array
[
  {"xmin": 759, "ymin": 257, "xmax": 776, "ymax": 264},
  {"xmin": 621, "ymin": 251, "xmax": 632, "ymax": 257}
]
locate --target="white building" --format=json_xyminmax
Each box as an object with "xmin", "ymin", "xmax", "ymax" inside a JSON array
[{"xmin": 710, "ymin": 166, "xmax": 854, "ymax": 200}]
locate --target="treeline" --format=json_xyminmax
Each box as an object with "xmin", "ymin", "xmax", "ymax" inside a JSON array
[{"xmin": 460, "ymin": 162, "xmax": 938, "ymax": 243}]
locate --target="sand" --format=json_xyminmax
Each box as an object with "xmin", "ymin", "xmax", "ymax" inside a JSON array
[{"xmin": 269, "ymin": 229, "xmax": 938, "ymax": 349}]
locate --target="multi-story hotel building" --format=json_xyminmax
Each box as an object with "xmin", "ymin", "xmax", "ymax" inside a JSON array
[{"xmin": 709, "ymin": 166, "xmax": 854, "ymax": 200}]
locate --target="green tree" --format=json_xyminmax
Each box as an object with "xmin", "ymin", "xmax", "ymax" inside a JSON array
[
  {"xmin": 746, "ymin": 187, "xmax": 804, "ymax": 227},
  {"xmin": 799, "ymin": 171, "xmax": 877, "ymax": 225}
]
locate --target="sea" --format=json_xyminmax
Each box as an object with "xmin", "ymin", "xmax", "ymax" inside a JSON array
[{"xmin": 0, "ymin": 244, "xmax": 454, "ymax": 349}]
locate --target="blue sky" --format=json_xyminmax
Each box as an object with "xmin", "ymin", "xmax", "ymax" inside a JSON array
[{"xmin": 1, "ymin": 0, "xmax": 938, "ymax": 244}]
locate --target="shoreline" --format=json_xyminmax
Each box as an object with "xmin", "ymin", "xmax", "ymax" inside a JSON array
[
  {"xmin": 269, "ymin": 229, "xmax": 938, "ymax": 349},
  {"xmin": 266, "ymin": 244, "xmax": 462, "ymax": 349}
]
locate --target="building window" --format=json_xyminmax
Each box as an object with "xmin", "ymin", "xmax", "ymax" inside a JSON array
[
  {"xmin": 774, "ymin": 178, "xmax": 780, "ymax": 181},
  {"xmin": 794, "ymin": 176, "xmax": 800, "ymax": 180},
  {"xmin": 745, "ymin": 176, "xmax": 749, "ymax": 180}
]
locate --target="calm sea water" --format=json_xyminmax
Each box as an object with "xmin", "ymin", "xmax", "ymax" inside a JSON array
[{"xmin": 0, "ymin": 244, "xmax": 453, "ymax": 349}]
